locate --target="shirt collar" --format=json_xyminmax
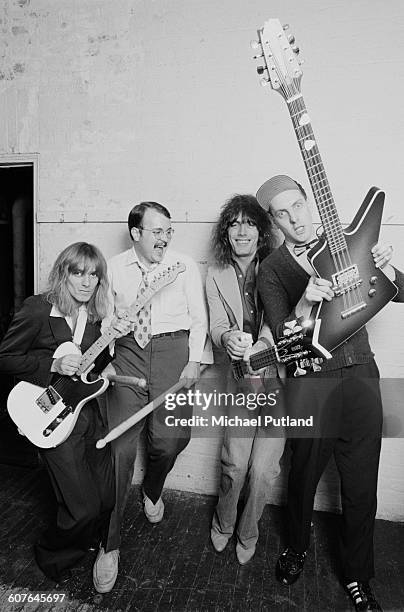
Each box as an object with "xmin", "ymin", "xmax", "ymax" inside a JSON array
[
  {"xmin": 125, "ymin": 246, "xmax": 160, "ymax": 273},
  {"xmin": 50, "ymin": 304, "xmax": 87, "ymax": 317},
  {"xmin": 50, "ymin": 304, "xmax": 65, "ymax": 318}
]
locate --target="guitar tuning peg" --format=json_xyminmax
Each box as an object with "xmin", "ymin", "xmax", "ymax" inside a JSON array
[
  {"xmin": 283, "ymin": 23, "xmax": 290, "ymax": 30},
  {"xmin": 312, "ymin": 362, "xmax": 322, "ymax": 372},
  {"xmin": 256, "ymin": 66, "xmax": 265, "ymax": 75},
  {"xmin": 250, "ymin": 40, "xmax": 260, "ymax": 50},
  {"xmin": 288, "ymin": 34, "xmax": 295, "ymax": 44},
  {"xmin": 252, "ymin": 53, "xmax": 264, "ymax": 60},
  {"xmin": 292, "ymin": 45, "xmax": 300, "ymax": 54},
  {"xmin": 260, "ymin": 78, "xmax": 270, "ymax": 87},
  {"xmin": 294, "ymin": 365, "xmax": 307, "ymax": 377}
]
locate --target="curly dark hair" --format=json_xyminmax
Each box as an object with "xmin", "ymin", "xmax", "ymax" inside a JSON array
[{"xmin": 210, "ymin": 194, "xmax": 274, "ymax": 267}]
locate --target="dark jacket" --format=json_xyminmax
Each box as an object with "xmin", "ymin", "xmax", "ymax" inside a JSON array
[{"xmin": 0, "ymin": 294, "xmax": 110, "ymax": 387}]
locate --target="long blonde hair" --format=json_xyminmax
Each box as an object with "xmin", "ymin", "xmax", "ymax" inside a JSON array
[{"xmin": 46, "ymin": 242, "xmax": 109, "ymax": 322}]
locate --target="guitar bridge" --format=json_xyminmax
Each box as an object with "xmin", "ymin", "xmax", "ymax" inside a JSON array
[
  {"xmin": 43, "ymin": 405, "xmax": 74, "ymax": 437},
  {"xmin": 341, "ymin": 301, "xmax": 367, "ymax": 319},
  {"xmin": 331, "ymin": 265, "xmax": 367, "ymax": 319}
]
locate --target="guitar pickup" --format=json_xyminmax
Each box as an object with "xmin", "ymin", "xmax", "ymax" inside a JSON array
[
  {"xmin": 36, "ymin": 386, "xmax": 62, "ymax": 413},
  {"xmin": 332, "ymin": 265, "xmax": 362, "ymax": 296}
]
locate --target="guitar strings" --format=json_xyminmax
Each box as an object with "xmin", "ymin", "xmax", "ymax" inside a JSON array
[{"xmin": 273, "ymin": 59, "xmax": 364, "ymax": 312}]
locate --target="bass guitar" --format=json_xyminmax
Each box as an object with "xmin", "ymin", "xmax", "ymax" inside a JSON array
[
  {"xmin": 253, "ymin": 19, "xmax": 398, "ymax": 353},
  {"xmin": 7, "ymin": 262, "xmax": 185, "ymax": 448}
]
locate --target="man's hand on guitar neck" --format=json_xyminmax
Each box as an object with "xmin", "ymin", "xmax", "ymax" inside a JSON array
[
  {"xmin": 51, "ymin": 353, "xmax": 82, "ymax": 376},
  {"xmin": 111, "ymin": 313, "xmax": 133, "ymax": 338},
  {"xmin": 242, "ymin": 338, "xmax": 270, "ymax": 376}
]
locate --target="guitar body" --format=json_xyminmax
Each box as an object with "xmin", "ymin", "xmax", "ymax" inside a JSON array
[
  {"xmin": 8, "ymin": 374, "xmax": 109, "ymax": 449},
  {"xmin": 7, "ymin": 261, "xmax": 186, "ymax": 447},
  {"xmin": 308, "ymin": 187, "xmax": 398, "ymax": 352}
]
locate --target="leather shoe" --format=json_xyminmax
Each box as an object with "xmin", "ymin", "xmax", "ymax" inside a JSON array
[
  {"xmin": 143, "ymin": 492, "xmax": 164, "ymax": 523},
  {"xmin": 210, "ymin": 528, "xmax": 230, "ymax": 553},
  {"xmin": 236, "ymin": 543, "xmax": 255, "ymax": 565},
  {"xmin": 276, "ymin": 546, "xmax": 306, "ymax": 585},
  {"xmin": 93, "ymin": 547, "xmax": 119, "ymax": 593}
]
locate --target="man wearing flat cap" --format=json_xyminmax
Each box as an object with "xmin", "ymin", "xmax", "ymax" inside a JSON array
[{"xmin": 254, "ymin": 175, "xmax": 404, "ymax": 612}]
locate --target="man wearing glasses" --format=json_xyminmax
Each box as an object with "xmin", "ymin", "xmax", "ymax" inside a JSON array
[{"xmin": 93, "ymin": 201, "xmax": 208, "ymax": 593}]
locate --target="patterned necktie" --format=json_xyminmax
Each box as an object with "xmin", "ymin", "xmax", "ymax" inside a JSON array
[
  {"xmin": 133, "ymin": 267, "xmax": 153, "ymax": 348},
  {"xmin": 293, "ymin": 238, "xmax": 318, "ymax": 257}
]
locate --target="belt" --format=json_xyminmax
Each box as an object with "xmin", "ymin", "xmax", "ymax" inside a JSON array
[{"xmin": 152, "ymin": 329, "xmax": 188, "ymax": 339}]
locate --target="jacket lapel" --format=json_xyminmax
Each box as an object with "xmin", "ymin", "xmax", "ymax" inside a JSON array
[{"xmin": 212, "ymin": 266, "xmax": 243, "ymax": 331}]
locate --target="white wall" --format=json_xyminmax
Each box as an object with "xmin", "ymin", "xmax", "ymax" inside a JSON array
[{"xmin": 1, "ymin": 0, "xmax": 403, "ymax": 520}]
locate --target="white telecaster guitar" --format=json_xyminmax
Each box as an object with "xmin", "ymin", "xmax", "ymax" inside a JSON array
[{"xmin": 7, "ymin": 262, "xmax": 185, "ymax": 448}]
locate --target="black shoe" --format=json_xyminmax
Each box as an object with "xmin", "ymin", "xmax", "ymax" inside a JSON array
[
  {"xmin": 276, "ymin": 547, "xmax": 306, "ymax": 585},
  {"xmin": 345, "ymin": 581, "xmax": 382, "ymax": 611}
]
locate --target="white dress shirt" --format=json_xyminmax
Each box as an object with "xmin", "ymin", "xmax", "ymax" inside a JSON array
[{"xmin": 104, "ymin": 246, "xmax": 208, "ymax": 362}]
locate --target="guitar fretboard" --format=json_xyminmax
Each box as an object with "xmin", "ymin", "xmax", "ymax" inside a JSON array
[
  {"xmin": 233, "ymin": 346, "xmax": 278, "ymax": 379},
  {"xmin": 287, "ymin": 95, "xmax": 348, "ymax": 257}
]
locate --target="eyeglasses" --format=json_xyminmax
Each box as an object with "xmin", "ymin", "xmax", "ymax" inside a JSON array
[{"xmin": 139, "ymin": 226, "xmax": 174, "ymax": 240}]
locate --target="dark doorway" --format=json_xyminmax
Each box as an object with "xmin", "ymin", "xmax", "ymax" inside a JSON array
[{"xmin": 0, "ymin": 163, "xmax": 38, "ymax": 466}]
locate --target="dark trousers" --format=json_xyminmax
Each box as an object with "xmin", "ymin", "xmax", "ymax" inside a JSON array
[
  {"xmin": 35, "ymin": 403, "xmax": 115, "ymax": 582},
  {"xmin": 106, "ymin": 332, "xmax": 192, "ymax": 551},
  {"xmin": 286, "ymin": 360, "xmax": 382, "ymax": 581}
]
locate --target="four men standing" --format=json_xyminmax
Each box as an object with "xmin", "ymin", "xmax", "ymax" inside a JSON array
[{"xmin": 0, "ymin": 186, "xmax": 401, "ymax": 610}]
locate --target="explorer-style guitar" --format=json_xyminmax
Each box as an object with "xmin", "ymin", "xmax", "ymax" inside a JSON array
[
  {"xmin": 7, "ymin": 263, "xmax": 185, "ymax": 448},
  {"xmin": 253, "ymin": 19, "xmax": 398, "ymax": 354}
]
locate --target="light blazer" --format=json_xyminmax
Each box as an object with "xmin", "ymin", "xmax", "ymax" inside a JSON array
[
  {"xmin": 0, "ymin": 294, "xmax": 109, "ymax": 388},
  {"xmin": 205, "ymin": 264, "xmax": 274, "ymax": 350}
]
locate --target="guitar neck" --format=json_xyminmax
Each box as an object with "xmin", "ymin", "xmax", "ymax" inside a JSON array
[
  {"xmin": 76, "ymin": 263, "xmax": 185, "ymax": 376},
  {"xmin": 249, "ymin": 345, "xmax": 278, "ymax": 371},
  {"xmin": 77, "ymin": 294, "xmax": 145, "ymax": 376},
  {"xmin": 233, "ymin": 344, "xmax": 279, "ymax": 379},
  {"xmin": 287, "ymin": 95, "xmax": 347, "ymax": 255},
  {"xmin": 77, "ymin": 326, "xmax": 120, "ymax": 375}
]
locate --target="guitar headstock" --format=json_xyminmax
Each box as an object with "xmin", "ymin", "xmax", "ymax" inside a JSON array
[
  {"xmin": 252, "ymin": 18, "xmax": 303, "ymax": 100},
  {"xmin": 122, "ymin": 262, "xmax": 186, "ymax": 321},
  {"xmin": 277, "ymin": 318, "xmax": 324, "ymax": 376},
  {"xmin": 149, "ymin": 261, "xmax": 186, "ymax": 292}
]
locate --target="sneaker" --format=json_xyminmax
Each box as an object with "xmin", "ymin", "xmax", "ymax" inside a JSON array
[
  {"xmin": 345, "ymin": 581, "xmax": 382, "ymax": 611},
  {"xmin": 92, "ymin": 547, "xmax": 119, "ymax": 593},
  {"xmin": 236, "ymin": 542, "xmax": 256, "ymax": 565},
  {"xmin": 276, "ymin": 546, "xmax": 307, "ymax": 585},
  {"xmin": 210, "ymin": 527, "xmax": 231, "ymax": 553},
  {"xmin": 143, "ymin": 493, "xmax": 164, "ymax": 523}
]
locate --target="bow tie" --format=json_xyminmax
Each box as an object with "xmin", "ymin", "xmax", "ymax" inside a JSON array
[{"xmin": 293, "ymin": 239, "xmax": 318, "ymax": 257}]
